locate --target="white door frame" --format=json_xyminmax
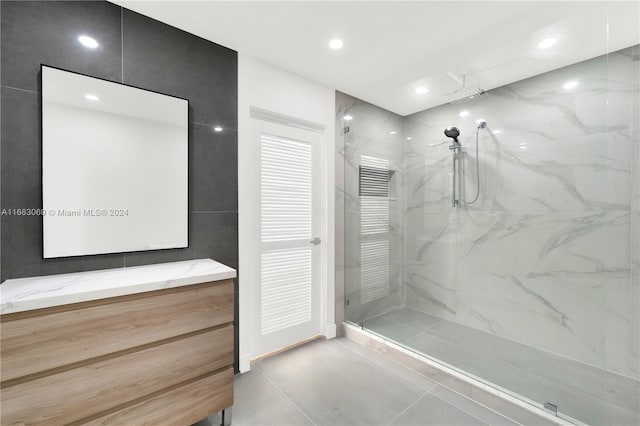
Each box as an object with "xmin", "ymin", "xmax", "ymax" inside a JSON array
[{"xmin": 238, "ymin": 106, "xmax": 335, "ymax": 373}]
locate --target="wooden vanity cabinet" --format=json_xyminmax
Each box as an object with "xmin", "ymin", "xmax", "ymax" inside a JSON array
[{"xmin": 0, "ymin": 279, "xmax": 234, "ymax": 426}]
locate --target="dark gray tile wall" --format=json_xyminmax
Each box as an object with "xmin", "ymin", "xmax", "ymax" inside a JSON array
[
  {"xmin": 1, "ymin": 1, "xmax": 123, "ymax": 92},
  {"xmin": 189, "ymin": 123, "xmax": 238, "ymax": 212},
  {"xmin": 121, "ymin": 10, "xmax": 237, "ymax": 128},
  {"xmin": 0, "ymin": 1, "xmax": 238, "ymax": 365}
]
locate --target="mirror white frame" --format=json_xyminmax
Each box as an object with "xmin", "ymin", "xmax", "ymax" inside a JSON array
[{"xmin": 41, "ymin": 65, "xmax": 189, "ymax": 258}]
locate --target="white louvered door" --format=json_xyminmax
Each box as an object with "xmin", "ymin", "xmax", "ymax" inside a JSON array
[{"xmin": 254, "ymin": 122, "xmax": 321, "ymax": 356}]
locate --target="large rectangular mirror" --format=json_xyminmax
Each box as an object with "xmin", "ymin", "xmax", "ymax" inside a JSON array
[{"xmin": 42, "ymin": 65, "xmax": 189, "ymax": 258}]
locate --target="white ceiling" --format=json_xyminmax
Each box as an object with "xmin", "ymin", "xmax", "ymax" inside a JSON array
[{"xmin": 113, "ymin": 1, "xmax": 640, "ymax": 116}]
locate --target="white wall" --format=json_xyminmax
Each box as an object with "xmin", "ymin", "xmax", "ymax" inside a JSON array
[{"xmin": 238, "ymin": 54, "xmax": 336, "ymax": 372}]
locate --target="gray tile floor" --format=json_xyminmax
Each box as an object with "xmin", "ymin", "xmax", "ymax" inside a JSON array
[
  {"xmin": 360, "ymin": 307, "xmax": 640, "ymax": 426},
  {"xmin": 194, "ymin": 338, "xmax": 521, "ymax": 426}
]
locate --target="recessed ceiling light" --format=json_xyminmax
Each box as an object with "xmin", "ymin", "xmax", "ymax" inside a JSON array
[
  {"xmin": 563, "ymin": 80, "xmax": 578, "ymax": 90},
  {"xmin": 459, "ymin": 110, "xmax": 469, "ymax": 117},
  {"xmin": 84, "ymin": 94, "xmax": 99, "ymax": 101},
  {"xmin": 214, "ymin": 126, "xmax": 223, "ymax": 132},
  {"xmin": 406, "ymin": 137, "xmax": 412, "ymax": 140},
  {"xmin": 390, "ymin": 131, "xmax": 397, "ymax": 135},
  {"xmin": 329, "ymin": 39, "xmax": 343, "ymax": 49},
  {"xmin": 493, "ymin": 130, "xmax": 502, "ymax": 134},
  {"xmin": 343, "ymin": 114, "xmax": 353, "ymax": 121},
  {"xmin": 415, "ymin": 86, "xmax": 429, "ymax": 95},
  {"xmin": 537, "ymin": 38, "xmax": 556, "ymax": 49},
  {"xmin": 78, "ymin": 35, "xmax": 99, "ymax": 49}
]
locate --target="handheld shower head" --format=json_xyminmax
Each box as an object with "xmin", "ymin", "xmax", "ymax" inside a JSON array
[{"xmin": 444, "ymin": 127, "xmax": 461, "ymax": 143}]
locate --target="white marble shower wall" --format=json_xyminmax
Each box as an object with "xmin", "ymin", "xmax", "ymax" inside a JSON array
[
  {"xmin": 403, "ymin": 46, "xmax": 640, "ymax": 378},
  {"xmin": 337, "ymin": 91, "xmax": 405, "ymax": 324}
]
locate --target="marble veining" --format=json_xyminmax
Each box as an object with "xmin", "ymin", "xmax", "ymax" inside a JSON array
[
  {"xmin": 401, "ymin": 47, "xmax": 639, "ymax": 380},
  {"xmin": 0, "ymin": 259, "xmax": 236, "ymax": 315},
  {"xmin": 338, "ymin": 45, "xmax": 639, "ymax": 426}
]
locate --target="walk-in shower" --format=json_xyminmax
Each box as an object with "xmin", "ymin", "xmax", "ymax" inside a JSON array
[{"xmin": 339, "ymin": 38, "xmax": 640, "ymax": 426}]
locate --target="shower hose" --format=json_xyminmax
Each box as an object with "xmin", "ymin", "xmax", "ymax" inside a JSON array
[{"xmin": 462, "ymin": 127, "xmax": 481, "ymax": 205}]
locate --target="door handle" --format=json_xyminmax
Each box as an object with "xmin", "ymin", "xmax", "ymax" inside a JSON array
[{"xmin": 310, "ymin": 237, "xmax": 321, "ymax": 245}]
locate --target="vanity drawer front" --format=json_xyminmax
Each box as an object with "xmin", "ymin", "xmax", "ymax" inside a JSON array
[
  {"xmin": 0, "ymin": 325, "xmax": 233, "ymax": 426},
  {"xmin": 83, "ymin": 368, "xmax": 234, "ymax": 426},
  {"xmin": 1, "ymin": 280, "xmax": 233, "ymax": 381}
]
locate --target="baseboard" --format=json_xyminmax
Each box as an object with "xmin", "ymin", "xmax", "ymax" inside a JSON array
[
  {"xmin": 324, "ymin": 323, "xmax": 337, "ymax": 339},
  {"xmin": 239, "ymin": 354, "xmax": 252, "ymax": 373},
  {"xmin": 251, "ymin": 334, "xmax": 324, "ymax": 364}
]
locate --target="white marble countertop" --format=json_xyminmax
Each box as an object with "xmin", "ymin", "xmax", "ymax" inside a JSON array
[{"xmin": 0, "ymin": 259, "xmax": 236, "ymax": 315}]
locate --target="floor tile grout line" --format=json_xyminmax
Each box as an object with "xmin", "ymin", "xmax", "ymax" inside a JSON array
[
  {"xmin": 332, "ymin": 338, "xmax": 438, "ymax": 392},
  {"xmin": 428, "ymin": 385, "xmax": 517, "ymax": 426},
  {"xmin": 431, "ymin": 385, "xmax": 525, "ymax": 426},
  {"xmin": 384, "ymin": 390, "xmax": 431, "ymax": 426},
  {"xmin": 428, "ymin": 391, "xmax": 490, "ymax": 426},
  {"xmin": 254, "ymin": 364, "xmax": 318, "ymax": 426}
]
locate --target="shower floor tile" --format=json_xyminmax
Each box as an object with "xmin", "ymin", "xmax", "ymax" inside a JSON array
[
  {"xmin": 377, "ymin": 306, "xmax": 444, "ymax": 331},
  {"xmin": 426, "ymin": 319, "xmax": 640, "ymax": 414},
  {"xmin": 359, "ymin": 315, "xmax": 424, "ymax": 342},
  {"xmin": 365, "ymin": 307, "xmax": 640, "ymax": 426}
]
